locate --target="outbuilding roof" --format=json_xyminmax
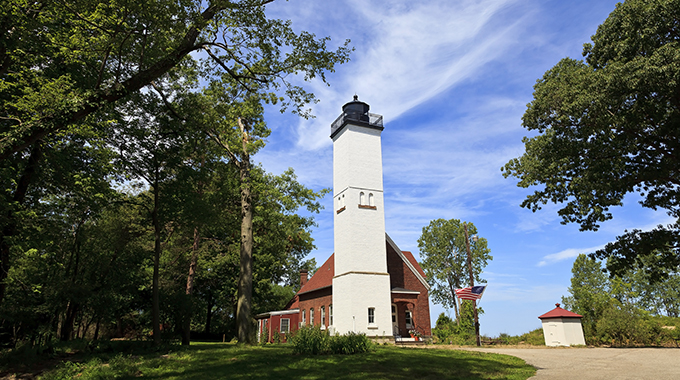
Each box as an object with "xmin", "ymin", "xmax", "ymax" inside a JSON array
[{"xmin": 538, "ymin": 303, "xmax": 583, "ymax": 319}]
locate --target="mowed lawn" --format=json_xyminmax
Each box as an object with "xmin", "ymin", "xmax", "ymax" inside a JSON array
[{"xmin": 39, "ymin": 342, "xmax": 536, "ymax": 380}]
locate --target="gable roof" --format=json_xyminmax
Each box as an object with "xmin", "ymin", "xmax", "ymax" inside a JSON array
[
  {"xmin": 295, "ymin": 235, "xmax": 430, "ymax": 296},
  {"xmin": 401, "ymin": 250, "xmax": 426, "ymax": 278},
  {"xmin": 538, "ymin": 304, "xmax": 583, "ymax": 319},
  {"xmin": 297, "ymin": 253, "xmax": 334, "ymax": 295},
  {"xmin": 284, "ymin": 294, "xmax": 299, "ymax": 310},
  {"xmin": 386, "ymin": 234, "xmax": 430, "ymax": 290}
]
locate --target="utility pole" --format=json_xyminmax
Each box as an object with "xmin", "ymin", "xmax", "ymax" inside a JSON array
[{"xmin": 463, "ymin": 222, "xmax": 481, "ymax": 347}]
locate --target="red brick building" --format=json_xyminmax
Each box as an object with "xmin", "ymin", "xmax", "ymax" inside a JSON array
[{"xmin": 255, "ymin": 234, "xmax": 431, "ymax": 342}]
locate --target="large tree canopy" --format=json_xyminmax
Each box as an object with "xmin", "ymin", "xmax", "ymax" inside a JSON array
[
  {"xmin": 502, "ymin": 0, "xmax": 680, "ymax": 278},
  {"xmin": 0, "ymin": 0, "xmax": 350, "ymax": 159},
  {"xmin": 418, "ymin": 219, "xmax": 491, "ymax": 321}
]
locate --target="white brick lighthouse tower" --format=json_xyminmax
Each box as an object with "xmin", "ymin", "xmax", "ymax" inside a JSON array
[{"xmin": 331, "ymin": 96, "xmax": 393, "ymax": 336}]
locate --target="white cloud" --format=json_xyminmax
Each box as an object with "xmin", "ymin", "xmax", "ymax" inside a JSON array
[
  {"xmin": 286, "ymin": 0, "xmax": 529, "ymax": 151},
  {"xmin": 537, "ymin": 245, "xmax": 605, "ymax": 267}
]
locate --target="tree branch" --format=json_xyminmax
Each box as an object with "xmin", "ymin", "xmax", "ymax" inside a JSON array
[{"xmin": 0, "ymin": 2, "xmax": 224, "ymax": 160}]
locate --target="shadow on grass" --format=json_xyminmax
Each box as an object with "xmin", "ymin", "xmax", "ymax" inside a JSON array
[{"xmin": 127, "ymin": 343, "xmax": 535, "ymax": 380}]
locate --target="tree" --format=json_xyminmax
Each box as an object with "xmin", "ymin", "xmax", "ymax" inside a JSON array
[
  {"xmin": 502, "ymin": 0, "xmax": 680, "ymax": 278},
  {"xmin": 417, "ymin": 219, "xmax": 492, "ymax": 322},
  {"xmin": 561, "ymin": 254, "xmax": 612, "ymax": 339},
  {"xmin": 0, "ymin": 0, "xmax": 350, "ymax": 310},
  {"xmin": 562, "ymin": 253, "xmax": 680, "ymax": 345},
  {"xmin": 0, "ymin": 0, "xmax": 351, "ymax": 159}
]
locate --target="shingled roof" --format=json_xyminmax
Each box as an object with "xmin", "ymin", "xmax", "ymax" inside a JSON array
[
  {"xmin": 538, "ymin": 303, "xmax": 583, "ymax": 319},
  {"xmin": 297, "ymin": 253, "xmax": 335, "ymax": 295}
]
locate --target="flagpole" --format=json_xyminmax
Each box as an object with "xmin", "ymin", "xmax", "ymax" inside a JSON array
[{"xmin": 464, "ymin": 222, "xmax": 481, "ymax": 347}]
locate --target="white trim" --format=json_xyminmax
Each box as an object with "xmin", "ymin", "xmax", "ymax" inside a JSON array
[
  {"xmin": 385, "ymin": 233, "xmax": 430, "ymax": 290},
  {"xmin": 334, "ymin": 185, "xmax": 383, "ymax": 197},
  {"xmin": 391, "ymin": 289, "xmax": 421, "ymax": 295},
  {"xmin": 255, "ymin": 309, "xmax": 300, "ymax": 318},
  {"xmin": 280, "ymin": 318, "xmax": 290, "ymax": 333}
]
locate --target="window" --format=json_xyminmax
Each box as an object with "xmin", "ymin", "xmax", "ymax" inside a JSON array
[
  {"xmin": 329, "ymin": 304, "xmax": 333, "ymax": 326},
  {"xmin": 281, "ymin": 318, "xmax": 290, "ymax": 333},
  {"xmin": 360, "ymin": 192, "xmax": 365, "ymax": 205},
  {"xmin": 392, "ymin": 304, "xmax": 396, "ymax": 323},
  {"xmin": 321, "ymin": 306, "xmax": 326, "ymax": 326},
  {"xmin": 302, "ymin": 310, "xmax": 306, "ymax": 325},
  {"xmin": 310, "ymin": 308, "xmax": 314, "ymax": 325},
  {"xmin": 368, "ymin": 308, "xmax": 375, "ymax": 324},
  {"xmin": 369, "ymin": 193, "xmax": 374, "ymax": 206},
  {"xmin": 405, "ymin": 310, "xmax": 413, "ymax": 328}
]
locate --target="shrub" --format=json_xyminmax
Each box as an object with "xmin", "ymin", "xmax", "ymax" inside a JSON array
[
  {"xmin": 330, "ymin": 332, "xmax": 373, "ymax": 355},
  {"xmin": 290, "ymin": 326, "xmax": 330, "ymax": 355},
  {"xmin": 290, "ymin": 326, "xmax": 373, "ymax": 355},
  {"xmin": 432, "ymin": 312, "xmax": 475, "ymax": 345},
  {"xmin": 259, "ymin": 327, "xmax": 269, "ymax": 346}
]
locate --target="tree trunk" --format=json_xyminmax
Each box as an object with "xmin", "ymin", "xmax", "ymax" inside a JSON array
[
  {"xmin": 447, "ymin": 276, "xmax": 460, "ymax": 324},
  {"xmin": 93, "ymin": 317, "xmax": 101, "ymax": 341},
  {"xmin": 205, "ymin": 291, "xmax": 213, "ymax": 334},
  {"xmin": 182, "ymin": 226, "xmax": 200, "ymax": 345},
  {"xmin": 0, "ymin": 142, "xmax": 42, "ymax": 306},
  {"xmin": 152, "ymin": 172, "xmax": 161, "ymax": 346},
  {"xmin": 464, "ymin": 223, "xmax": 481, "ymax": 347},
  {"xmin": 60, "ymin": 302, "xmax": 79, "ymax": 341},
  {"xmin": 236, "ymin": 155, "xmax": 254, "ymax": 344}
]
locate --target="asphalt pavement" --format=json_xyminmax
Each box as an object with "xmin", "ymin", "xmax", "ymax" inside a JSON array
[{"xmin": 459, "ymin": 346, "xmax": 680, "ymax": 379}]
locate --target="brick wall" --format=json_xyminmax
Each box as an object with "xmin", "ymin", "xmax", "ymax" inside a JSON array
[
  {"xmin": 386, "ymin": 243, "xmax": 432, "ymax": 336},
  {"xmin": 298, "ymin": 287, "xmax": 333, "ymax": 329}
]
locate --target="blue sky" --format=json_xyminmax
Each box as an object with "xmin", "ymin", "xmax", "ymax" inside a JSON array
[{"xmin": 252, "ymin": 0, "xmax": 669, "ymax": 336}]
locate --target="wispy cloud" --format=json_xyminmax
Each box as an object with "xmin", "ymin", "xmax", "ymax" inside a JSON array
[
  {"xmin": 285, "ymin": 0, "xmax": 529, "ymax": 150},
  {"xmin": 537, "ymin": 245, "xmax": 605, "ymax": 267}
]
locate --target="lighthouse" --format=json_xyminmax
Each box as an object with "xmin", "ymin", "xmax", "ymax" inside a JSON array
[{"xmin": 331, "ymin": 96, "xmax": 393, "ymax": 336}]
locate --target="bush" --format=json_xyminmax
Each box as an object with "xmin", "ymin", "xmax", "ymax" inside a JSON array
[
  {"xmin": 596, "ymin": 304, "xmax": 661, "ymax": 346},
  {"xmin": 431, "ymin": 312, "xmax": 475, "ymax": 345},
  {"xmin": 500, "ymin": 329, "xmax": 545, "ymax": 345},
  {"xmin": 290, "ymin": 326, "xmax": 373, "ymax": 355},
  {"xmin": 259, "ymin": 327, "xmax": 269, "ymax": 346}
]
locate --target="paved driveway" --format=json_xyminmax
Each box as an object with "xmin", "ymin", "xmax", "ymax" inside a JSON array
[{"xmin": 460, "ymin": 347, "xmax": 680, "ymax": 379}]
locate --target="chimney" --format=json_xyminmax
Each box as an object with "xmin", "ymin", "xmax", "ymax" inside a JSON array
[{"xmin": 300, "ymin": 269, "xmax": 309, "ymax": 288}]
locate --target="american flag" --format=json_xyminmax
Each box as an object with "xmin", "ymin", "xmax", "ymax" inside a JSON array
[{"xmin": 455, "ymin": 285, "xmax": 486, "ymax": 301}]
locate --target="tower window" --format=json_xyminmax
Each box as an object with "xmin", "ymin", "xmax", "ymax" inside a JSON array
[
  {"xmin": 368, "ymin": 308, "xmax": 375, "ymax": 324},
  {"xmin": 359, "ymin": 192, "xmax": 365, "ymax": 205},
  {"xmin": 369, "ymin": 193, "xmax": 374, "ymax": 206}
]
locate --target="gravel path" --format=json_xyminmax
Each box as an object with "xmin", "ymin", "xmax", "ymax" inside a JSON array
[{"xmin": 460, "ymin": 347, "xmax": 680, "ymax": 379}]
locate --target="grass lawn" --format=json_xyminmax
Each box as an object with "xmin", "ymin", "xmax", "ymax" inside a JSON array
[{"xmin": 33, "ymin": 342, "xmax": 536, "ymax": 380}]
